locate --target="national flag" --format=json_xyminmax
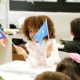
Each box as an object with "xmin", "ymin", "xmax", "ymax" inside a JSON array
[
  {"xmin": 0, "ymin": 30, "xmax": 6, "ymax": 39},
  {"xmin": 0, "ymin": 30, "xmax": 7, "ymax": 47},
  {"xmin": 34, "ymin": 19, "xmax": 48, "ymax": 43}
]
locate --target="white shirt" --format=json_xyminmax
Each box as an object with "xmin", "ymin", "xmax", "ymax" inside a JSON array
[
  {"xmin": 25, "ymin": 39, "xmax": 61, "ymax": 68},
  {"xmin": 46, "ymin": 39, "xmax": 61, "ymax": 67}
]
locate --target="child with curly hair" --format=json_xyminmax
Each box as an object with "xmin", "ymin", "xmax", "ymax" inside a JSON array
[{"xmin": 15, "ymin": 15, "xmax": 60, "ymax": 67}]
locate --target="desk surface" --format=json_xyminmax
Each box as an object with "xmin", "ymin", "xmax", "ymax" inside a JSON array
[{"xmin": 0, "ymin": 60, "xmax": 57, "ymax": 80}]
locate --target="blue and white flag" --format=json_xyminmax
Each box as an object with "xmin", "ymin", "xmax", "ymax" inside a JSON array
[
  {"xmin": 34, "ymin": 19, "xmax": 48, "ymax": 43},
  {"xmin": 0, "ymin": 30, "xmax": 6, "ymax": 39},
  {"xmin": 0, "ymin": 30, "xmax": 7, "ymax": 47}
]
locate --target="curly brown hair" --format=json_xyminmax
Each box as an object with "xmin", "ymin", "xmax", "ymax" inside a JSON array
[
  {"xmin": 22, "ymin": 15, "xmax": 55, "ymax": 40},
  {"xmin": 35, "ymin": 71, "xmax": 71, "ymax": 80}
]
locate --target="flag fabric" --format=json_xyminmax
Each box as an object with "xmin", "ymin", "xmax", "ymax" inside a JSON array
[
  {"xmin": 34, "ymin": 19, "xmax": 48, "ymax": 43},
  {"xmin": 0, "ymin": 30, "xmax": 6, "ymax": 39},
  {"xmin": 0, "ymin": 30, "xmax": 7, "ymax": 47}
]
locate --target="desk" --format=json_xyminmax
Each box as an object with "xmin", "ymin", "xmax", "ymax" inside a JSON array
[
  {"xmin": 0, "ymin": 39, "xmax": 12, "ymax": 64},
  {"xmin": 0, "ymin": 60, "xmax": 57, "ymax": 80}
]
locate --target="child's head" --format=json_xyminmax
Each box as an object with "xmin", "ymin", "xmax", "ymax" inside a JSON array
[
  {"xmin": 56, "ymin": 53, "xmax": 80, "ymax": 80},
  {"xmin": 70, "ymin": 18, "xmax": 80, "ymax": 37},
  {"xmin": 35, "ymin": 71, "xmax": 71, "ymax": 80},
  {"xmin": 22, "ymin": 15, "xmax": 55, "ymax": 41}
]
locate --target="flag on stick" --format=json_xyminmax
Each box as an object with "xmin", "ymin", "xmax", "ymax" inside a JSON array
[
  {"xmin": 0, "ymin": 30, "xmax": 6, "ymax": 39},
  {"xmin": 34, "ymin": 19, "xmax": 48, "ymax": 43},
  {"xmin": 0, "ymin": 30, "xmax": 7, "ymax": 47},
  {"xmin": 0, "ymin": 30, "xmax": 16, "ymax": 47}
]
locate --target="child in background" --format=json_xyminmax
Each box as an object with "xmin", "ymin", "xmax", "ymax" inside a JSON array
[
  {"xmin": 59, "ymin": 18, "xmax": 80, "ymax": 54},
  {"xmin": 35, "ymin": 71, "xmax": 71, "ymax": 80},
  {"xmin": 15, "ymin": 15, "xmax": 61, "ymax": 67},
  {"xmin": 56, "ymin": 53, "xmax": 80, "ymax": 80}
]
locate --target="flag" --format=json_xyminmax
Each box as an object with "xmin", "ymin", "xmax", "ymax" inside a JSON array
[
  {"xmin": 34, "ymin": 19, "xmax": 48, "ymax": 43},
  {"xmin": 0, "ymin": 30, "xmax": 7, "ymax": 47},
  {"xmin": 0, "ymin": 30, "xmax": 6, "ymax": 39}
]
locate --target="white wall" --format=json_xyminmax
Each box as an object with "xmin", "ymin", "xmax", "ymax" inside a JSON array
[
  {"xmin": 0, "ymin": 0, "xmax": 11, "ymax": 64},
  {"xmin": 0, "ymin": 0, "xmax": 9, "ymax": 28},
  {"xmin": 9, "ymin": 11, "xmax": 80, "ymax": 40}
]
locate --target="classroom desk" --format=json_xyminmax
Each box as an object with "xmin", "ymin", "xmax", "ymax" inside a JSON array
[{"xmin": 0, "ymin": 60, "xmax": 57, "ymax": 80}]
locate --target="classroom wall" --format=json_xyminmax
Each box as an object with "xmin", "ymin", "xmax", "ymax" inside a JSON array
[
  {"xmin": 0, "ymin": 0, "xmax": 11, "ymax": 64},
  {"xmin": 0, "ymin": 0, "xmax": 9, "ymax": 28},
  {"xmin": 9, "ymin": 11, "xmax": 80, "ymax": 40}
]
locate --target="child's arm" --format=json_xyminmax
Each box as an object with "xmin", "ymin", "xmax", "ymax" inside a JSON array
[
  {"xmin": 14, "ymin": 45, "xmax": 28, "ymax": 59},
  {"xmin": 45, "ymin": 39, "xmax": 61, "ymax": 66},
  {"xmin": 25, "ymin": 42, "xmax": 46, "ymax": 66},
  {"xmin": 46, "ymin": 43, "xmax": 53, "ymax": 58}
]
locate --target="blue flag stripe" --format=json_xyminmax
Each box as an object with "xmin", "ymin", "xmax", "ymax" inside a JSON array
[{"xmin": 0, "ymin": 31, "xmax": 6, "ymax": 39}]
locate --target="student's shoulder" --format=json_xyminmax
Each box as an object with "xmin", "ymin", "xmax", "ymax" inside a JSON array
[{"xmin": 65, "ymin": 41, "xmax": 80, "ymax": 47}]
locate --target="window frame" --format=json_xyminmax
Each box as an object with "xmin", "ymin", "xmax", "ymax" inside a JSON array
[{"xmin": 10, "ymin": 0, "xmax": 80, "ymax": 12}]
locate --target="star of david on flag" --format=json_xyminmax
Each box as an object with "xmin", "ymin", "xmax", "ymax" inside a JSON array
[{"xmin": 34, "ymin": 19, "xmax": 48, "ymax": 43}]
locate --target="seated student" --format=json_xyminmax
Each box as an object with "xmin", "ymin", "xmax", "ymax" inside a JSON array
[
  {"xmin": 56, "ymin": 53, "xmax": 80, "ymax": 80},
  {"xmin": 35, "ymin": 71, "xmax": 71, "ymax": 80},
  {"xmin": 14, "ymin": 15, "xmax": 61, "ymax": 67},
  {"xmin": 59, "ymin": 18, "xmax": 80, "ymax": 54}
]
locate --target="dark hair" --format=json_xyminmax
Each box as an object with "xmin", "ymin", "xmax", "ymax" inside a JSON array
[
  {"xmin": 35, "ymin": 71, "xmax": 71, "ymax": 80},
  {"xmin": 22, "ymin": 15, "xmax": 55, "ymax": 40},
  {"xmin": 56, "ymin": 58, "xmax": 80, "ymax": 80},
  {"xmin": 71, "ymin": 18, "xmax": 80, "ymax": 37}
]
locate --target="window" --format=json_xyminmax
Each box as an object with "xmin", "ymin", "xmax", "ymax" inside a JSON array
[
  {"xmin": 10, "ymin": 0, "xmax": 80, "ymax": 12},
  {"xmin": 10, "ymin": 0, "xmax": 57, "ymax": 2},
  {"xmin": 66, "ymin": 0, "xmax": 80, "ymax": 3}
]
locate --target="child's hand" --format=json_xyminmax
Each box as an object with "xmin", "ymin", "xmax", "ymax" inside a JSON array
[
  {"xmin": 14, "ymin": 45, "xmax": 28, "ymax": 58},
  {"xmin": 26, "ymin": 42, "xmax": 44, "ymax": 58},
  {"xmin": 26, "ymin": 42, "xmax": 46, "ymax": 66},
  {"xmin": 26, "ymin": 42, "xmax": 41, "ymax": 53},
  {"xmin": 46, "ymin": 43, "xmax": 53, "ymax": 58}
]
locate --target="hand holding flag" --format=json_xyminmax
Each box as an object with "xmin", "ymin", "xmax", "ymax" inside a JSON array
[
  {"xmin": 0, "ymin": 29, "xmax": 17, "ymax": 47},
  {"xmin": 34, "ymin": 19, "xmax": 48, "ymax": 43},
  {"xmin": 0, "ymin": 30, "xmax": 27, "ymax": 58}
]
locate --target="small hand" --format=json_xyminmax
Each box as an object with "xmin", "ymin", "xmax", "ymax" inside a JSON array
[
  {"xmin": 26, "ymin": 42, "xmax": 40, "ymax": 52},
  {"xmin": 46, "ymin": 43, "xmax": 53, "ymax": 58},
  {"xmin": 14, "ymin": 45, "xmax": 28, "ymax": 58}
]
